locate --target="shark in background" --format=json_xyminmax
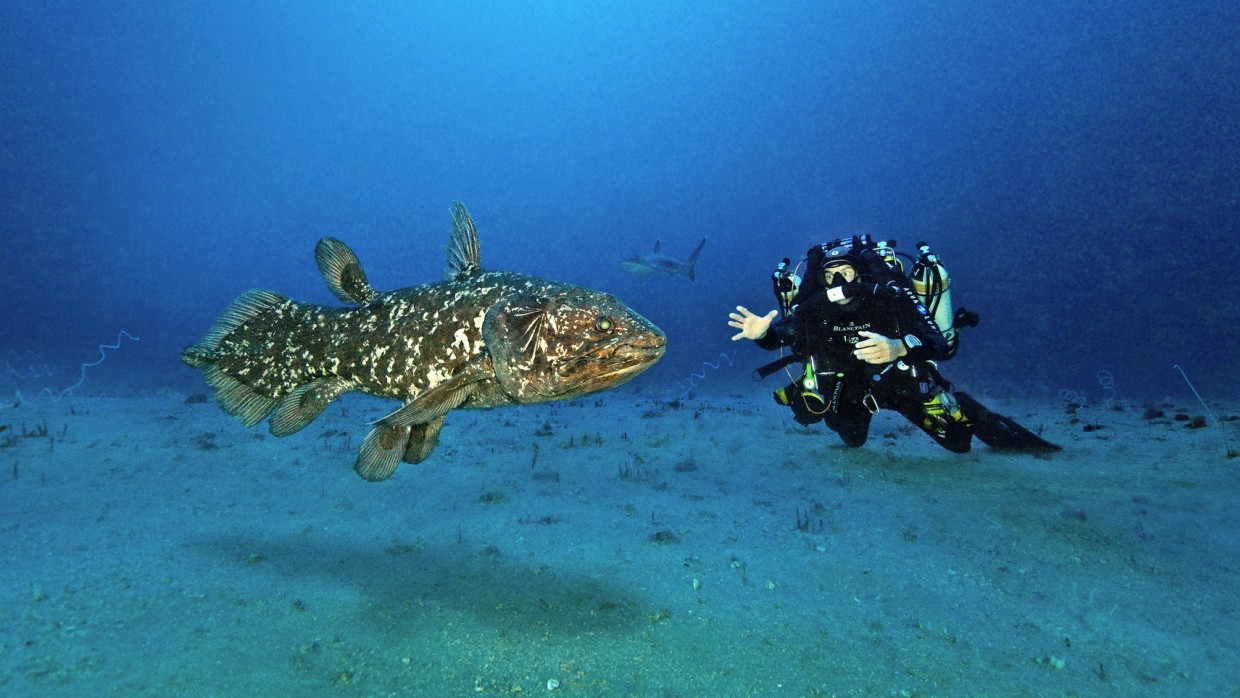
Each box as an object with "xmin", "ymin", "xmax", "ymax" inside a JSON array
[
  {"xmin": 620, "ymin": 238, "xmax": 707, "ymax": 282},
  {"xmin": 182, "ymin": 202, "xmax": 666, "ymax": 481}
]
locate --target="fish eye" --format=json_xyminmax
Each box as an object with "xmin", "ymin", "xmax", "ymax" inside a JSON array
[{"xmin": 594, "ymin": 317, "xmax": 613, "ymax": 332}]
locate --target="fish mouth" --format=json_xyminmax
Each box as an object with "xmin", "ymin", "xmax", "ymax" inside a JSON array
[
  {"xmin": 555, "ymin": 333, "xmax": 667, "ymax": 385},
  {"xmin": 596, "ymin": 343, "xmax": 666, "ymax": 381},
  {"xmin": 605, "ymin": 327, "xmax": 666, "ymax": 360},
  {"xmin": 613, "ymin": 337, "xmax": 666, "ymax": 362}
]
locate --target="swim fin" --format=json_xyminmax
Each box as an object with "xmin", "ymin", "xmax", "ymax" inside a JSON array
[{"xmin": 955, "ymin": 392, "xmax": 1062, "ymax": 452}]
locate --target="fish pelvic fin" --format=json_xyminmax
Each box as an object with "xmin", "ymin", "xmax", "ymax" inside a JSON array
[
  {"xmin": 354, "ymin": 415, "xmax": 448, "ymax": 482},
  {"xmin": 315, "ymin": 237, "xmax": 379, "ymax": 305},
  {"xmin": 444, "ymin": 201, "xmax": 482, "ymax": 280}
]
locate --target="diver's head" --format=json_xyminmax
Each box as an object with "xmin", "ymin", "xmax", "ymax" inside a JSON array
[
  {"xmin": 821, "ymin": 244, "xmax": 861, "ymax": 272},
  {"xmin": 820, "ymin": 244, "xmax": 861, "ymax": 302}
]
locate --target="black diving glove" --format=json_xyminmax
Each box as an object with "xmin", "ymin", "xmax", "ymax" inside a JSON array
[
  {"xmin": 954, "ymin": 307, "xmax": 980, "ymax": 328},
  {"xmin": 868, "ymin": 280, "xmax": 901, "ymax": 300}
]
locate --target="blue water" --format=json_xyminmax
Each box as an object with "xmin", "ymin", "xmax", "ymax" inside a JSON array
[
  {"xmin": 3, "ymin": 0, "xmax": 1238, "ymax": 401},
  {"xmin": 3, "ymin": 2, "xmax": 1240, "ymax": 695}
]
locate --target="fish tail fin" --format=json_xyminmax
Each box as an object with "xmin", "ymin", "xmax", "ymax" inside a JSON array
[
  {"xmin": 180, "ymin": 289, "xmax": 292, "ymax": 428},
  {"xmin": 180, "ymin": 345, "xmax": 215, "ymax": 369},
  {"xmin": 687, "ymin": 237, "xmax": 707, "ymax": 282},
  {"xmin": 182, "ymin": 289, "xmax": 288, "ymax": 361}
]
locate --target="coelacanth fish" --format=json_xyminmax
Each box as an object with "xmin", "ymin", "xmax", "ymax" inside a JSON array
[{"xmin": 181, "ymin": 202, "xmax": 666, "ymax": 481}]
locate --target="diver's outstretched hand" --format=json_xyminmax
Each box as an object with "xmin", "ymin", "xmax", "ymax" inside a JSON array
[{"xmin": 729, "ymin": 306, "xmax": 778, "ymax": 341}]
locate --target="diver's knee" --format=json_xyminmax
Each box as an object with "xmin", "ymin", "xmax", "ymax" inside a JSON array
[
  {"xmin": 833, "ymin": 428, "xmax": 868, "ymax": 448},
  {"xmin": 941, "ymin": 436, "xmax": 972, "ymax": 454}
]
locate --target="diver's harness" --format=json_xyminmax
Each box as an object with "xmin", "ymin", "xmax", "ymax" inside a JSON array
[{"xmin": 756, "ymin": 235, "xmax": 980, "ymax": 430}]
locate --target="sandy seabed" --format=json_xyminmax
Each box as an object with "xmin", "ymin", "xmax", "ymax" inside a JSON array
[{"xmin": 0, "ymin": 386, "xmax": 1237, "ymax": 697}]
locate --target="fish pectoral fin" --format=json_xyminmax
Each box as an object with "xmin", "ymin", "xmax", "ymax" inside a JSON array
[
  {"xmin": 356, "ymin": 409, "xmax": 451, "ymax": 480},
  {"xmin": 402, "ymin": 416, "xmax": 446, "ymax": 465},
  {"xmin": 315, "ymin": 237, "xmax": 378, "ymax": 306},
  {"xmin": 375, "ymin": 356, "xmax": 490, "ymax": 429},
  {"xmin": 353, "ymin": 357, "xmax": 490, "ymax": 480},
  {"xmin": 269, "ymin": 377, "xmax": 353, "ymax": 437},
  {"xmin": 355, "ymin": 376, "xmax": 481, "ymax": 481},
  {"xmin": 377, "ymin": 377, "xmax": 478, "ymax": 430},
  {"xmin": 356, "ymin": 423, "xmax": 411, "ymax": 481}
]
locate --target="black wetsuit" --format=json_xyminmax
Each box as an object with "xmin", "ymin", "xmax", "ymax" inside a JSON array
[{"xmin": 756, "ymin": 285, "xmax": 974, "ymax": 452}]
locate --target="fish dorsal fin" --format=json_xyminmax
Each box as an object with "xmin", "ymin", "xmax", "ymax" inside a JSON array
[
  {"xmin": 315, "ymin": 238, "xmax": 378, "ymax": 305},
  {"xmin": 654, "ymin": 240, "xmax": 661, "ymax": 253},
  {"xmin": 444, "ymin": 201, "xmax": 482, "ymax": 280}
]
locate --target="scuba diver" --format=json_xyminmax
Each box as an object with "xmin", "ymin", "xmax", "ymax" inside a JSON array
[{"xmin": 728, "ymin": 236, "xmax": 1059, "ymax": 453}]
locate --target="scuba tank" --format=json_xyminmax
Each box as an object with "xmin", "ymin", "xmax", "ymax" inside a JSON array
[
  {"xmin": 907, "ymin": 242, "xmax": 979, "ymax": 360},
  {"xmin": 871, "ymin": 238, "xmax": 902, "ymax": 275},
  {"xmin": 754, "ymin": 256, "xmax": 804, "ymax": 385},
  {"xmin": 909, "ymin": 242, "xmax": 957, "ymax": 357},
  {"xmin": 771, "ymin": 258, "xmax": 801, "ymax": 317}
]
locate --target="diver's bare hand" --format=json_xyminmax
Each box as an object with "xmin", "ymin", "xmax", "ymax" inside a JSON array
[
  {"xmin": 853, "ymin": 330, "xmax": 907, "ymax": 364},
  {"xmin": 729, "ymin": 306, "xmax": 778, "ymax": 341}
]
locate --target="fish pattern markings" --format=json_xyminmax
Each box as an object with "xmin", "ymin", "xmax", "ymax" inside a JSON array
[{"xmin": 182, "ymin": 202, "xmax": 666, "ymax": 480}]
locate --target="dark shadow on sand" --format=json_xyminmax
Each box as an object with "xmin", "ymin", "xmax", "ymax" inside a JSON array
[{"xmin": 190, "ymin": 533, "xmax": 653, "ymax": 639}]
